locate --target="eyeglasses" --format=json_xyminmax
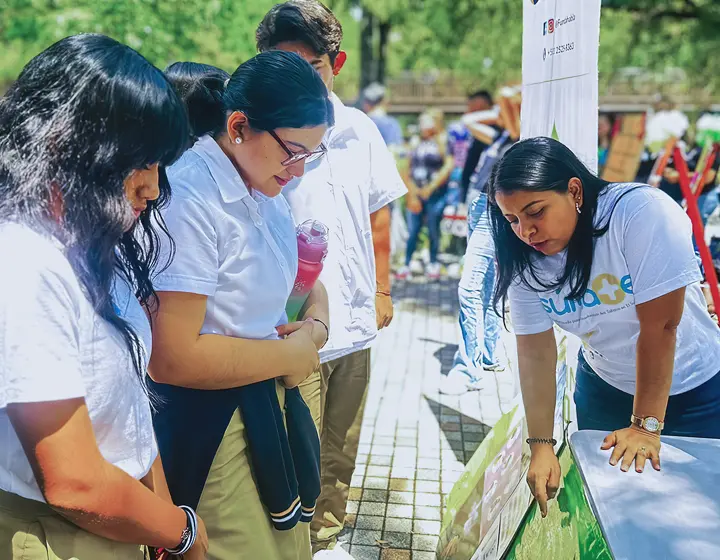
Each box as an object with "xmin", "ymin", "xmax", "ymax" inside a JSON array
[{"xmin": 269, "ymin": 130, "xmax": 327, "ymax": 166}]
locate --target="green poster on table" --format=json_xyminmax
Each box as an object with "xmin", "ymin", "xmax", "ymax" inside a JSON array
[
  {"xmin": 437, "ymin": 330, "xmax": 611, "ymax": 560},
  {"xmin": 505, "ymin": 446, "xmax": 612, "ymax": 560},
  {"xmin": 437, "ymin": 333, "xmax": 569, "ymax": 560}
]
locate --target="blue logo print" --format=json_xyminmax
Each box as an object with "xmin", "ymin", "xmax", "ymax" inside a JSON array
[{"xmin": 540, "ymin": 274, "xmax": 634, "ymax": 316}]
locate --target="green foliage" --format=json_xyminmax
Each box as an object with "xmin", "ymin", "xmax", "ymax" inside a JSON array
[
  {"xmin": 0, "ymin": 0, "xmax": 278, "ymax": 86},
  {"xmin": 1, "ymin": 0, "xmax": 718, "ymax": 96},
  {"xmin": 599, "ymin": 0, "xmax": 720, "ymax": 92}
]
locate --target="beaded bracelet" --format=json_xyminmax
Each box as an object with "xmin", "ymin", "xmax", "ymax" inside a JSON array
[
  {"xmin": 165, "ymin": 505, "xmax": 198, "ymax": 556},
  {"xmin": 526, "ymin": 437, "xmax": 557, "ymax": 446}
]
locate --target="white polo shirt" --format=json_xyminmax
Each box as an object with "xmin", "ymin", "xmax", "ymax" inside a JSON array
[
  {"xmin": 154, "ymin": 136, "xmax": 298, "ymax": 341},
  {"xmin": 282, "ymin": 93, "xmax": 407, "ymax": 363},
  {"xmin": 0, "ymin": 223, "xmax": 156, "ymax": 502}
]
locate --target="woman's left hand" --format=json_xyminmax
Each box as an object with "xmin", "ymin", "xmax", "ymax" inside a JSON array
[
  {"xmin": 601, "ymin": 426, "xmax": 661, "ymax": 473},
  {"xmin": 277, "ymin": 319, "xmax": 326, "ymax": 350}
]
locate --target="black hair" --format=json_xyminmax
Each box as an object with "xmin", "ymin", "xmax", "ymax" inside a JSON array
[
  {"xmin": 0, "ymin": 34, "xmax": 188, "ymax": 387},
  {"xmin": 598, "ymin": 112, "xmax": 616, "ymax": 132},
  {"xmin": 166, "ymin": 50, "xmax": 334, "ymax": 139},
  {"xmin": 469, "ymin": 90, "xmax": 493, "ymax": 106},
  {"xmin": 256, "ymin": 0, "xmax": 343, "ymax": 63},
  {"xmin": 363, "ymin": 83, "xmax": 386, "ymax": 107},
  {"xmin": 487, "ymin": 137, "xmax": 632, "ymax": 313},
  {"xmin": 165, "ymin": 62, "xmax": 231, "ymax": 141}
]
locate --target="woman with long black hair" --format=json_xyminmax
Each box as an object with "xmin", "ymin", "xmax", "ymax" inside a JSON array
[
  {"xmin": 488, "ymin": 137, "xmax": 720, "ymax": 518},
  {"xmin": 0, "ymin": 35, "xmax": 207, "ymax": 559},
  {"xmin": 148, "ymin": 53, "xmax": 332, "ymax": 560}
]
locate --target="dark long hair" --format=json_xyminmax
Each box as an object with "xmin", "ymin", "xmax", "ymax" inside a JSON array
[
  {"xmin": 487, "ymin": 137, "xmax": 625, "ymax": 312},
  {"xmin": 165, "ymin": 51, "xmax": 334, "ymax": 139},
  {"xmin": 0, "ymin": 34, "xmax": 189, "ymax": 385},
  {"xmin": 165, "ymin": 62, "xmax": 230, "ymax": 142}
]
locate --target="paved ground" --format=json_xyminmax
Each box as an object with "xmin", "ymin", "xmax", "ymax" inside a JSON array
[{"xmin": 336, "ymin": 273, "xmax": 519, "ymax": 560}]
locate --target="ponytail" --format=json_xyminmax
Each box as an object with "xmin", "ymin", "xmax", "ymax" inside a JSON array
[
  {"xmin": 165, "ymin": 62, "xmax": 230, "ymax": 139},
  {"xmin": 167, "ymin": 52, "xmax": 333, "ymax": 143}
]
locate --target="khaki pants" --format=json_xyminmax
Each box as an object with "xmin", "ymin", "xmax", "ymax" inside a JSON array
[
  {"xmin": 0, "ymin": 488, "xmax": 146, "ymax": 559},
  {"xmin": 298, "ymin": 349, "xmax": 370, "ymax": 551},
  {"xmin": 197, "ymin": 384, "xmax": 312, "ymax": 560}
]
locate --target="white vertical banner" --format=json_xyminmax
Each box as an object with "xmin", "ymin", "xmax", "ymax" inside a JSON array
[{"xmin": 521, "ymin": 0, "xmax": 601, "ymax": 172}]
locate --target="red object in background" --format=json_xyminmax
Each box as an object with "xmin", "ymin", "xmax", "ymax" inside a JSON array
[
  {"xmin": 611, "ymin": 114, "xmax": 622, "ymax": 139},
  {"xmin": 672, "ymin": 144, "xmax": 720, "ymax": 324},
  {"xmin": 692, "ymin": 146, "xmax": 718, "ymax": 196}
]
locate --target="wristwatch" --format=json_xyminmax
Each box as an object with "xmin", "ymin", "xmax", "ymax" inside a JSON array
[{"xmin": 630, "ymin": 414, "xmax": 664, "ymax": 434}]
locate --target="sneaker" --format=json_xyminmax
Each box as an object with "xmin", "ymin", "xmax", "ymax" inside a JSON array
[
  {"xmin": 483, "ymin": 363, "xmax": 506, "ymax": 373},
  {"xmin": 395, "ymin": 265, "xmax": 410, "ymax": 280},
  {"xmin": 409, "ymin": 259, "xmax": 425, "ymax": 275},
  {"xmin": 426, "ymin": 262, "xmax": 441, "ymax": 281}
]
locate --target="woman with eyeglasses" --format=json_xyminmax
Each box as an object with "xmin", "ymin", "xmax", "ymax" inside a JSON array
[{"xmin": 147, "ymin": 53, "xmax": 333, "ymax": 560}]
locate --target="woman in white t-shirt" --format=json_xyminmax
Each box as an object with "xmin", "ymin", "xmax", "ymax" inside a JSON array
[
  {"xmin": 488, "ymin": 137, "xmax": 720, "ymax": 518},
  {"xmin": 147, "ymin": 53, "xmax": 332, "ymax": 560},
  {"xmin": 0, "ymin": 35, "xmax": 208, "ymax": 559}
]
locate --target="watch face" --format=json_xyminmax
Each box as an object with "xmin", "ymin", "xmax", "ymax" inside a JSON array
[{"xmin": 644, "ymin": 417, "xmax": 660, "ymax": 432}]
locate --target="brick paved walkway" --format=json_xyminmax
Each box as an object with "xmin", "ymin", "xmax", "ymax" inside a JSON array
[{"xmin": 337, "ymin": 275, "xmax": 519, "ymax": 560}]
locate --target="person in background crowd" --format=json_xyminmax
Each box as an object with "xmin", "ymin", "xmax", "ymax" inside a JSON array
[
  {"xmin": 597, "ymin": 113, "xmax": 614, "ymax": 175},
  {"xmin": 461, "ymin": 91, "xmax": 499, "ymax": 200},
  {"xmin": 0, "ymin": 34, "xmax": 208, "ymax": 560},
  {"xmin": 662, "ymin": 141, "xmax": 720, "ymax": 225},
  {"xmin": 362, "ymin": 82, "xmax": 403, "ymax": 152},
  {"xmin": 398, "ymin": 111, "xmax": 454, "ymax": 280},
  {"xmin": 448, "ymin": 91, "xmax": 493, "ymax": 200},
  {"xmin": 442, "ymin": 91, "xmax": 495, "ymax": 258},
  {"xmin": 256, "ymin": 2, "xmax": 407, "ymax": 554},
  {"xmin": 149, "ymin": 52, "xmax": 333, "ymax": 560},
  {"xmin": 490, "ymin": 137, "xmax": 720, "ymax": 519},
  {"xmin": 441, "ymin": 116, "xmax": 516, "ymax": 395},
  {"xmin": 427, "ymin": 107, "xmax": 448, "ymax": 154}
]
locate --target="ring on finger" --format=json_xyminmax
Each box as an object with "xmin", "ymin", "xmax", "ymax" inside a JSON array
[{"xmin": 639, "ymin": 446, "xmax": 647, "ymax": 455}]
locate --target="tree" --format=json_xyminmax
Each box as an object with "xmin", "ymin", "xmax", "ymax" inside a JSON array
[
  {"xmin": 600, "ymin": 0, "xmax": 720, "ymax": 94},
  {"xmin": 0, "ymin": 0, "xmax": 277, "ymax": 88},
  {"xmin": 327, "ymin": 0, "xmax": 414, "ymax": 89},
  {"xmin": 602, "ymin": 0, "xmax": 719, "ymax": 21},
  {"xmin": 2, "ymin": 0, "xmax": 719, "ymax": 101}
]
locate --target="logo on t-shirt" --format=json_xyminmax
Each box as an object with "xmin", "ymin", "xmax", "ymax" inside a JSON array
[{"xmin": 540, "ymin": 273, "xmax": 634, "ymax": 316}]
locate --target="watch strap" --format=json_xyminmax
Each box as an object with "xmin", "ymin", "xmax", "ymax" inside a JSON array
[{"xmin": 630, "ymin": 414, "xmax": 664, "ymax": 433}]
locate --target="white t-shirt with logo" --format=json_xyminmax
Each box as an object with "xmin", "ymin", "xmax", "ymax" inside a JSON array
[
  {"xmin": 509, "ymin": 183, "xmax": 720, "ymax": 395},
  {"xmin": 0, "ymin": 223, "xmax": 157, "ymax": 502}
]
